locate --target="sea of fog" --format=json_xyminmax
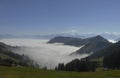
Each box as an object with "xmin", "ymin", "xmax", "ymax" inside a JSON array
[{"xmin": 0, "ymin": 39, "xmax": 89, "ymax": 69}]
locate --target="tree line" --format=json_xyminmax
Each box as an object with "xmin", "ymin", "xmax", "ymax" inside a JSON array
[{"xmin": 55, "ymin": 58, "xmax": 98, "ymax": 72}]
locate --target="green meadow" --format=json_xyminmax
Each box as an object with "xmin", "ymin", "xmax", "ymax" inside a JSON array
[{"xmin": 0, "ymin": 66, "xmax": 120, "ymax": 78}]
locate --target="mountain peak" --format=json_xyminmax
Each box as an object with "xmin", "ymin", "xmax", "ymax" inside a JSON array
[
  {"xmin": 72, "ymin": 35, "xmax": 111, "ymax": 54},
  {"xmin": 48, "ymin": 36, "xmax": 81, "ymax": 44},
  {"xmin": 89, "ymin": 35, "xmax": 109, "ymax": 43},
  {"xmin": 94, "ymin": 35, "xmax": 104, "ymax": 39}
]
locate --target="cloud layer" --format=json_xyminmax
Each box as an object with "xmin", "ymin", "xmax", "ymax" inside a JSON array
[{"xmin": 0, "ymin": 39, "xmax": 88, "ymax": 69}]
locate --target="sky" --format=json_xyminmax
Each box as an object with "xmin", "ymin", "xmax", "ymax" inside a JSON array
[{"xmin": 1, "ymin": 0, "xmax": 120, "ymax": 35}]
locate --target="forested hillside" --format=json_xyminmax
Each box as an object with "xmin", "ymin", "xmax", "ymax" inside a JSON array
[{"xmin": 0, "ymin": 42, "xmax": 34, "ymax": 67}]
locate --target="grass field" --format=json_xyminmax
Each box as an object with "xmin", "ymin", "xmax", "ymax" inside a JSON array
[{"xmin": 0, "ymin": 66, "xmax": 120, "ymax": 78}]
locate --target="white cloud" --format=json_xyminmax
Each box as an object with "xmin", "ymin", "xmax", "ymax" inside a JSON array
[
  {"xmin": 0, "ymin": 39, "xmax": 88, "ymax": 69},
  {"xmin": 104, "ymin": 32, "xmax": 120, "ymax": 35},
  {"xmin": 108, "ymin": 39, "xmax": 117, "ymax": 43},
  {"xmin": 104, "ymin": 32, "xmax": 111, "ymax": 34}
]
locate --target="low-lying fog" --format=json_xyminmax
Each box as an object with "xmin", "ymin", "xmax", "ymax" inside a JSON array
[{"xmin": 0, "ymin": 39, "xmax": 89, "ymax": 69}]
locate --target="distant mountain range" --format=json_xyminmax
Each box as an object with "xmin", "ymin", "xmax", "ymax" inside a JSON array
[
  {"xmin": 0, "ymin": 34, "xmax": 85, "ymax": 39},
  {"xmin": 48, "ymin": 35, "xmax": 112, "ymax": 55},
  {"xmin": 0, "ymin": 32, "xmax": 120, "ymax": 40}
]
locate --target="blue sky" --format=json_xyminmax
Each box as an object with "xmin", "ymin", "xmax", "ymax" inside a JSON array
[{"xmin": 0, "ymin": 0, "xmax": 120, "ymax": 35}]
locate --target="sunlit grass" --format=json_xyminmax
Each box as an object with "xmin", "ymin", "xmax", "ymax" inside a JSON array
[{"xmin": 0, "ymin": 66, "xmax": 120, "ymax": 78}]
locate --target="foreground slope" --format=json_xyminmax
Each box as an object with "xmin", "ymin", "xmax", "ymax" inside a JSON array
[
  {"xmin": 0, "ymin": 42, "xmax": 33, "ymax": 67},
  {"xmin": 0, "ymin": 66, "xmax": 120, "ymax": 78}
]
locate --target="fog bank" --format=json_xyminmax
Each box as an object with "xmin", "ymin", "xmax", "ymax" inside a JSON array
[{"xmin": 0, "ymin": 39, "xmax": 89, "ymax": 69}]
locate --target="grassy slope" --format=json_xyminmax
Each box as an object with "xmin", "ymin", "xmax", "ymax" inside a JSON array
[{"xmin": 0, "ymin": 66, "xmax": 120, "ymax": 78}]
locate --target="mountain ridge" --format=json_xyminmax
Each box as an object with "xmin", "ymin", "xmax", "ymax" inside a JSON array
[
  {"xmin": 48, "ymin": 35, "xmax": 112, "ymax": 55},
  {"xmin": 73, "ymin": 35, "xmax": 112, "ymax": 54},
  {"xmin": 0, "ymin": 42, "xmax": 34, "ymax": 67}
]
